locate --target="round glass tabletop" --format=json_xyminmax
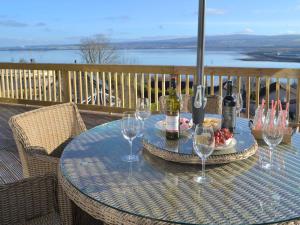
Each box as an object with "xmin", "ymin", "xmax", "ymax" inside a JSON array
[{"xmin": 61, "ymin": 114, "xmax": 300, "ymax": 225}]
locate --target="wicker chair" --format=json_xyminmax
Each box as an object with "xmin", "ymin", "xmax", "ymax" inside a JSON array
[
  {"xmin": 205, "ymin": 95, "xmax": 222, "ymax": 115},
  {"xmin": 0, "ymin": 175, "xmax": 60, "ymax": 225},
  {"xmin": 9, "ymin": 102, "xmax": 86, "ymax": 178},
  {"xmin": 159, "ymin": 95, "xmax": 222, "ymax": 114},
  {"xmin": 9, "ymin": 102, "xmax": 87, "ymax": 225}
]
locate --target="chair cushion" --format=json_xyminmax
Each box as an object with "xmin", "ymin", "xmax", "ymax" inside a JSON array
[{"xmin": 21, "ymin": 212, "xmax": 61, "ymax": 225}]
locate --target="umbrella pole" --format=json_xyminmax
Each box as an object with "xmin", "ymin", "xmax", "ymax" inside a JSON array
[{"xmin": 192, "ymin": 0, "xmax": 207, "ymax": 126}]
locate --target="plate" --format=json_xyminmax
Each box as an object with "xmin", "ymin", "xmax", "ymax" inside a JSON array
[
  {"xmin": 215, "ymin": 138, "xmax": 237, "ymax": 151},
  {"xmin": 155, "ymin": 118, "xmax": 193, "ymax": 132}
]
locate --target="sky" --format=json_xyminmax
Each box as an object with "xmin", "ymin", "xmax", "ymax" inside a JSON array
[{"xmin": 0, "ymin": 0, "xmax": 300, "ymax": 47}]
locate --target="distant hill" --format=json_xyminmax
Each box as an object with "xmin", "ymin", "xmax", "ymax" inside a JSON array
[
  {"xmin": 206, "ymin": 34, "xmax": 300, "ymax": 50},
  {"xmin": 115, "ymin": 34, "xmax": 300, "ymax": 51},
  {"xmin": 1, "ymin": 34, "xmax": 300, "ymax": 51}
]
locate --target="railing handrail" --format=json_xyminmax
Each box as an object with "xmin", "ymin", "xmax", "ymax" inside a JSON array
[
  {"xmin": 0, "ymin": 63, "xmax": 299, "ymax": 78},
  {"xmin": 0, "ymin": 62, "xmax": 299, "ymax": 121}
]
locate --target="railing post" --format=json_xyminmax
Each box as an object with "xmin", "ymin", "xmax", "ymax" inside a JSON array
[
  {"xmin": 0, "ymin": 70, "xmax": 2, "ymax": 98},
  {"xmin": 209, "ymin": 72, "xmax": 213, "ymax": 96},
  {"xmin": 246, "ymin": 77, "xmax": 251, "ymax": 119},
  {"xmin": 255, "ymin": 76, "xmax": 260, "ymax": 108},
  {"xmin": 61, "ymin": 69, "xmax": 71, "ymax": 102},
  {"xmin": 296, "ymin": 78, "xmax": 300, "ymax": 123}
]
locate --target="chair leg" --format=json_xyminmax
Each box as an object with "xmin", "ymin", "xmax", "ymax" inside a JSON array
[{"xmin": 58, "ymin": 183, "xmax": 73, "ymax": 225}]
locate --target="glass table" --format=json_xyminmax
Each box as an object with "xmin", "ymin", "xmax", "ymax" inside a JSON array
[{"xmin": 59, "ymin": 114, "xmax": 300, "ymax": 225}]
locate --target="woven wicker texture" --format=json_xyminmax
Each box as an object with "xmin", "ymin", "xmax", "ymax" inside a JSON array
[
  {"xmin": 8, "ymin": 102, "xmax": 86, "ymax": 225},
  {"xmin": 205, "ymin": 95, "xmax": 222, "ymax": 114},
  {"xmin": 9, "ymin": 102, "xmax": 86, "ymax": 178},
  {"xmin": 60, "ymin": 115, "xmax": 300, "ymax": 225},
  {"xmin": 0, "ymin": 175, "xmax": 60, "ymax": 225}
]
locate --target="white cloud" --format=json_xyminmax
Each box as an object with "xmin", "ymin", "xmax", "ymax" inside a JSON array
[
  {"xmin": 285, "ymin": 30, "xmax": 300, "ymax": 35},
  {"xmin": 231, "ymin": 28, "xmax": 255, "ymax": 35},
  {"xmin": 206, "ymin": 8, "xmax": 226, "ymax": 15},
  {"xmin": 242, "ymin": 28, "xmax": 255, "ymax": 34}
]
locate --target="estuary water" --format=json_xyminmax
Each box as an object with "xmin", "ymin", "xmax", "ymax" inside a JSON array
[{"xmin": 0, "ymin": 49, "xmax": 299, "ymax": 69}]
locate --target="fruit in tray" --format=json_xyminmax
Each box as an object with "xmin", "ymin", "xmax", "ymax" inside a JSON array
[
  {"xmin": 179, "ymin": 118, "xmax": 191, "ymax": 130},
  {"xmin": 214, "ymin": 128, "xmax": 233, "ymax": 146},
  {"xmin": 203, "ymin": 118, "xmax": 221, "ymax": 131}
]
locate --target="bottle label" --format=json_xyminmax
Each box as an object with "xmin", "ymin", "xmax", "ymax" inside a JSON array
[
  {"xmin": 222, "ymin": 106, "xmax": 236, "ymax": 131},
  {"xmin": 166, "ymin": 115, "xmax": 179, "ymax": 132}
]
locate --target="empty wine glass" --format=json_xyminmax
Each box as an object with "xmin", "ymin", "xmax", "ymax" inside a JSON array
[
  {"xmin": 262, "ymin": 110, "xmax": 283, "ymax": 169},
  {"xmin": 233, "ymin": 93, "xmax": 243, "ymax": 117},
  {"xmin": 193, "ymin": 125, "xmax": 215, "ymax": 183},
  {"xmin": 121, "ymin": 112, "xmax": 139, "ymax": 162},
  {"xmin": 136, "ymin": 98, "xmax": 151, "ymax": 136}
]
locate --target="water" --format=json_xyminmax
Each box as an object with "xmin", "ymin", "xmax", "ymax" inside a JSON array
[{"xmin": 0, "ymin": 49, "xmax": 299, "ymax": 68}]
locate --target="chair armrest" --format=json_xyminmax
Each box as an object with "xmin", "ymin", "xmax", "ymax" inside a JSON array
[
  {"xmin": 0, "ymin": 175, "xmax": 58, "ymax": 225},
  {"xmin": 72, "ymin": 102, "xmax": 87, "ymax": 133},
  {"xmin": 24, "ymin": 146, "xmax": 60, "ymax": 164},
  {"xmin": 25, "ymin": 145, "xmax": 48, "ymax": 155}
]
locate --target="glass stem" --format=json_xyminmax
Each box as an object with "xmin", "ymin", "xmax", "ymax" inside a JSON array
[
  {"xmin": 129, "ymin": 140, "xmax": 133, "ymax": 157},
  {"xmin": 269, "ymin": 147, "xmax": 273, "ymax": 165},
  {"xmin": 202, "ymin": 158, "xmax": 205, "ymax": 178}
]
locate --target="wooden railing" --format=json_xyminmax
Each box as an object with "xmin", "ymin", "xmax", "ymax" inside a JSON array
[{"xmin": 0, "ymin": 63, "xmax": 299, "ymax": 122}]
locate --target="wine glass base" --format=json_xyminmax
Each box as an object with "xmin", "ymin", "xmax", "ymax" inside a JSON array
[
  {"xmin": 122, "ymin": 154, "xmax": 139, "ymax": 162},
  {"xmin": 261, "ymin": 162, "xmax": 272, "ymax": 170},
  {"xmin": 194, "ymin": 176, "xmax": 212, "ymax": 184}
]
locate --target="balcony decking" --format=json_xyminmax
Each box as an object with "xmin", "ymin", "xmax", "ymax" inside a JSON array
[{"xmin": 0, "ymin": 103, "xmax": 121, "ymax": 184}]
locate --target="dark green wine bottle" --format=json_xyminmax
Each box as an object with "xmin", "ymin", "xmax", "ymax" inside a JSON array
[
  {"xmin": 221, "ymin": 81, "xmax": 236, "ymax": 132},
  {"xmin": 166, "ymin": 76, "xmax": 180, "ymax": 140}
]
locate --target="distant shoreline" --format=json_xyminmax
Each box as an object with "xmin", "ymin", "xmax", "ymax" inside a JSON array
[
  {"xmin": 241, "ymin": 52, "xmax": 300, "ymax": 63},
  {"xmin": 0, "ymin": 48, "xmax": 299, "ymax": 68},
  {"xmin": 1, "ymin": 47, "xmax": 299, "ymax": 64}
]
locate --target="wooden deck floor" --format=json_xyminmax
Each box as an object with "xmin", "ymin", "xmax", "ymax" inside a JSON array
[{"xmin": 0, "ymin": 103, "xmax": 121, "ymax": 184}]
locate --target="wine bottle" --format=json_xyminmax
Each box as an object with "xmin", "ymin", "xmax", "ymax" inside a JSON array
[
  {"xmin": 221, "ymin": 81, "xmax": 236, "ymax": 132},
  {"xmin": 166, "ymin": 76, "xmax": 180, "ymax": 140}
]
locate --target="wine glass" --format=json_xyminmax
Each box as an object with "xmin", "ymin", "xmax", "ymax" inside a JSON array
[
  {"xmin": 262, "ymin": 110, "xmax": 283, "ymax": 169},
  {"xmin": 233, "ymin": 93, "xmax": 243, "ymax": 117},
  {"xmin": 136, "ymin": 98, "xmax": 151, "ymax": 136},
  {"xmin": 233, "ymin": 93, "xmax": 243, "ymax": 132},
  {"xmin": 193, "ymin": 125, "xmax": 215, "ymax": 183},
  {"xmin": 121, "ymin": 112, "xmax": 139, "ymax": 162}
]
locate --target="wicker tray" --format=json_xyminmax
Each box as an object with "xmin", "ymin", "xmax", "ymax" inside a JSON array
[{"xmin": 142, "ymin": 130, "xmax": 258, "ymax": 165}]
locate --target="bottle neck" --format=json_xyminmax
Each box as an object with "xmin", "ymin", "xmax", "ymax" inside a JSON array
[
  {"xmin": 170, "ymin": 78, "xmax": 176, "ymax": 89},
  {"xmin": 226, "ymin": 82, "xmax": 233, "ymax": 96},
  {"xmin": 170, "ymin": 78, "xmax": 177, "ymax": 96}
]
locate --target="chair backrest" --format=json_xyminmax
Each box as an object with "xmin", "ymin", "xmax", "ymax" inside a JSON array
[
  {"xmin": 9, "ymin": 103, "xmax": 86, "ymax": 155},
  {"xmin": 159, "ymin": 95, "xmax": 222, "ymax": 114},
  {"xmin": 206, "ymin": 95, "xmax": 222, "ymax": 115}
]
